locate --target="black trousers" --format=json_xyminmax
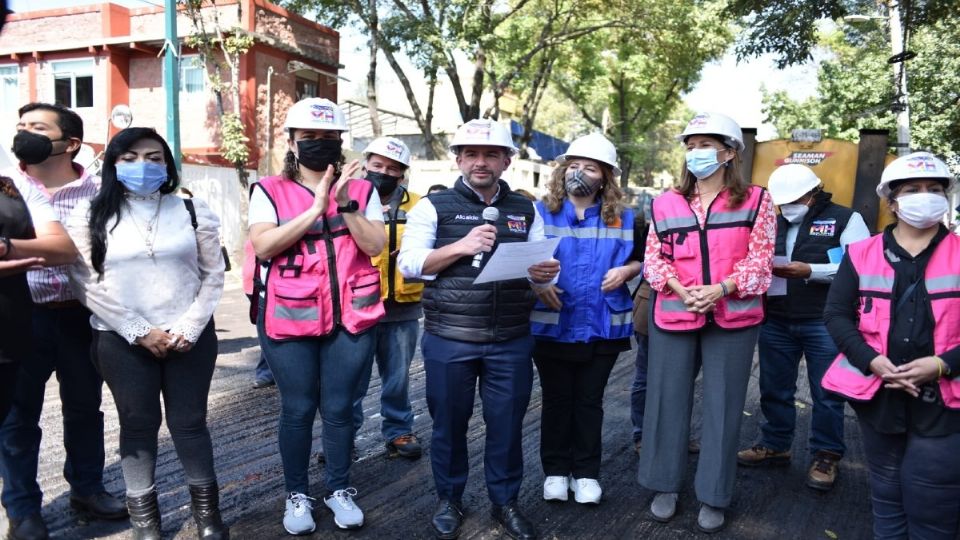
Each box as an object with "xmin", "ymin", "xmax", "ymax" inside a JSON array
[
  {"xmin": 92, "ymin": 322, "xmax": 219, "ymax": 496},
  {"xmin": 534, "ymin": 352, "xmax": 617, "ymax": 479}
]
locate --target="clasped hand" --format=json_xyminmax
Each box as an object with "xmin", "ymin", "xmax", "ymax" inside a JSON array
[
  {"xmin": 677, "ymin": 284, "xmax": 724, "ymax": 314},
  {"xmin": 136, "ymin": 328, "xmax": 193, "ymax": 359},
  {"xmin": 870, "ymin": 355, "xmax": 943, "ymax": 397}
]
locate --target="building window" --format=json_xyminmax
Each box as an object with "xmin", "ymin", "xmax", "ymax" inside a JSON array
[
  {"xmin": 296, "ymin": 77, "xmax": 318, "ymax": 100},
  {"xmin": 0, "ymin": 65, "xmax": 17, "ymax": 112},
  {"xmin": 52, "ymin": 59, "xmax": 94, "ymax": 108},
  {"xmin": 180, "ymin": 57, "xmax": 206, "ymax": 96}
]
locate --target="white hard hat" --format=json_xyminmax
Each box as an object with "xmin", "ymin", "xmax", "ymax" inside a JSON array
[
  {"xmin": 448, "ymin": 119, "xmax": 517, "ymax": 156},
  {"xmin": 768, "ymin": 164, "xmax": 822, "ymax": 205},
  {"xmin": 556, "ymin": 132, "xmax": 621, "ymax": 176},
  {"xmin": 363, "ymin": 136, "xmax": 411, "ymax": 167},
  {"xmin": 677, "ymin": 112, "xmax": 744, "ymax": 152},
  {"xmin": 877, "ymin": 151, "xmax": 955, "ymax": 198},
  {"xmin": 283, "ymin": 98, "xmax": 348, "ymax": 133}
]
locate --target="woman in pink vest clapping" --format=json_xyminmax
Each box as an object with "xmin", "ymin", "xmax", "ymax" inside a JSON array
[
  {"xmin": 247, "ymin": 98, "xmax": 386, "ymax": 534},
  {"xmin": 637, "ymin": 112, "xmax": 775, "ymax": 533},
  {"xmin": 823, "ymin": 152, "xmax": 960, "ymax": 539}
]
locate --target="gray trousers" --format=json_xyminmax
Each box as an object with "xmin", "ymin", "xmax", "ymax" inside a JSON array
[{"xmin": 637, "ymin": 321, "xmax": 759, "ymax": 508}]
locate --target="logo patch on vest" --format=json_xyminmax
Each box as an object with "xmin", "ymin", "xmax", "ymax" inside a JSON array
[
  {"xmin": 507, "ymin": 216, "xmax": 528, "ymax": 234},
  {"xmin": 454, "ymin": 213, "xmax": 480, "ymax": 221},
  {"xmin": 809, "ymin": 219, "xmax": 836, "ymax": 237}
]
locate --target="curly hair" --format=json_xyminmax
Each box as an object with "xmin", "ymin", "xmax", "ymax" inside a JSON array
[
  {"xmin": 542, "ymin": 160, "xmax": 623, "ymax": 225},
  {"xmin": 0, "ymin": 176, "xmax": 20, "ymax": 199}
]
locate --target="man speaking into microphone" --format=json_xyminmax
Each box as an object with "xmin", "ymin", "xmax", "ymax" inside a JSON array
[{"xmin": 399, "ymin": 119, "xmax": 558, "ymax": 540}]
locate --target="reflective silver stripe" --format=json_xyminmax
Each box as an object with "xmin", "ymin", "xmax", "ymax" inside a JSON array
[
  {"xmin": 274, "ymin": 305, "xmax": 318, "ymax": 321},
  {"xmin": 660, "ymin": 299, "xmax": 688, "ymax": 312},
  {"xmin": 543, "ymin": 224, "xmax": 632, "ymax": 240},
  {"xmin": 654, "ymin": 216, "xmax": 698, "ymax": 231},
  {"xmin": 385, "ymin": 209, "xmax": 408, "ymax": 220},
  {"xmin": 530, "ymin": 310, "xmax": 560, "ymax": 324},
  {"xmin": 351, "ymin": 292, "xmax": 380, "ymax": 309},
  {"xmin": 725, "ymin": 296, "xmax": 761, "ymax": 312},
  {"xmin": 611, "ymin": 311, "xmax": 632, "ymax": 326},
  {"xmin": 859, "ymin": 274, "xmax": 895, "ymax": 290},
  {"xmin": 926, "ymin": 275, "xmax": 960, "ymax": 293},
  {"xmin": 837, "ymin": 356, "xmax": 868, "ymax": 376},
  {"xmin": 707, "ymin": 208, "xmax": 757, "ymax": 225}
]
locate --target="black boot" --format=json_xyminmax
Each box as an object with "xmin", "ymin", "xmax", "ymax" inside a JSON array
[
  {"xmin": 189, "ymin": 483, "xmax": 229, "ymax": 540},
  {"xmin": 126, "ymin": 491, "xmax": 161, "ymax": 540}
]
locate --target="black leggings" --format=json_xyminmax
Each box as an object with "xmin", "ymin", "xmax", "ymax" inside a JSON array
[{"xmin": 92, "ymin": 323, "xmax": 218, "ymax": 496}]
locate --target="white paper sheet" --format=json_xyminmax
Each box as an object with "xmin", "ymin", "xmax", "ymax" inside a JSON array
[
  {"xmin": 767, "ymin": 255, "xmax": 790, "ymax": 296},
  {"xmin": 473, "ymin": 237, "xmax": 561, "ymax": 284}
]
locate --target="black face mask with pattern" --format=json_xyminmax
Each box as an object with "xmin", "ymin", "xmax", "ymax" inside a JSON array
[
  {"xmin": 296, "ymin": 138, "xmax": 342, "ymax": 172},
  {"xmin": 564, "ymin": 169, "xmax": 600, "ymax": 197}
]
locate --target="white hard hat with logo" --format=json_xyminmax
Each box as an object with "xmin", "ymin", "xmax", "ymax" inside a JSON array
[
  {"xmin": 448, "ymin": 119, "xmax": 517, "ymax": 156},
  {"xmin": 677, "ymin": 112, "xmax": 745, "ymax": 152},
  {"xmin": 363, "ymin": 136, "xmax": 411, "ymax": 167},
  {"xmin": 284, "ymin": 98, "xmax": 348, "ymax": 133},
  {"xmin": 876, "ymin": 151, "xmax": 955, "ymax": 197},
  {"xmin": 556, "ymin": 132, "xmax": 621, "ymax": 176},
  {"xmin": 768, "ymin": 164, "xmax": 822, "ymax": 205}
]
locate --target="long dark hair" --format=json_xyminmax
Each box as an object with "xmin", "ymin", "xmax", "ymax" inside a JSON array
[{"xmin": 89, "ymin": 128, "xmax": 179, "ymax": 277}]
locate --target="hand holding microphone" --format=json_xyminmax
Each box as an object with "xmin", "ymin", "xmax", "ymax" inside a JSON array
[{"xmin": 470, "ymin": 207, "xmax": 500, "ymax": 268}]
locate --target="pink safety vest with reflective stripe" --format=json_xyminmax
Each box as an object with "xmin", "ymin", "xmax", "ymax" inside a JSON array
[
  {"xmin": 257, "ymin": 175, "xmax": 384, "ymax": 340},
  {"xmin": 821, "ymin": 232, "xmax": 960, "ymax": 408},
  {"xmin": 651, "ymin": 186, "xmax": 766, "ymax": 331}
]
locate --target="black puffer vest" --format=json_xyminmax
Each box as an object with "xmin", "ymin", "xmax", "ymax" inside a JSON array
[{"xmin": 422, "ymin": 178, "xmax": 536, "ymax": 342}]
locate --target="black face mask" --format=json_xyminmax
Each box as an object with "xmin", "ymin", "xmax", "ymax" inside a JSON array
[
  {"xmin": 366, "ymin": 171, "xmax": 402, "ymax": 196},
  {"xmin": 12, "ymin": 131, "xmax": 67, "ymax": 165},
  {"xmin": 296, "ymin": 138, "xmax": 342, "ymax": 172}
]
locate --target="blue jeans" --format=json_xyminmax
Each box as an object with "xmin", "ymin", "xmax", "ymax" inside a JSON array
[
  {"xmin": 258, "ymin": 313, "xmax": 375, "ymax": 494},
  {"xmin": 757, "ymin": 316, "xmax": 845, "ymax": 456},
  {"xmin": 254, "ymin": 352, "xmax": 273, "ymax": 384},
  {"xmin": 859, "ymin": 419, "xmax": 960, "ymax": 539},
  {"xmin": 0, "ymin": 305, "xmax": 106, "ymax": 519},
  {"xmin": 422, "ymin": 332, "xmax": 533, "ymax": 506},
  {"xmin": 353, "ymin": 319, "xmax": 419, "ymax": 441},
  {"xmin": 630, "ymin": 333, "xmax": 649, "ymax": 443}
]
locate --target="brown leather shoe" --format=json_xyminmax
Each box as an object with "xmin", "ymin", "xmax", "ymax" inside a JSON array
[
  {"xmin": 386, "ymin": 434, "xmax": 422, "ymax": 459},
  {"xmin": 736, "ymin": 445, "xmax": 791, "ymax": 466},
  {"xmin": 807, "ymin": 450, "xmax": 841, "ymax": 491}
]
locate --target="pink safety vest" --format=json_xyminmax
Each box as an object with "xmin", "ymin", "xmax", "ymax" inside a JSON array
[
  {"xmin": 257, "ymin": 175, "xmax": 385, "ymax": 340},
  {"xmin": 821, "ymin": 232, "xmax": 960, "ymax": 408},
  {"xmin": 651, "ymin": 185, "xmax": 766, "ymax": 331}
]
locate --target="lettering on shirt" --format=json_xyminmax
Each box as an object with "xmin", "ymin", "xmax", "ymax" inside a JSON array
[
  {"xmin": 810, "ymin": 219, "xmax": 836, "ymax": 237},
  {"xmin": 454, "ymin": 214, "xmax": 480, "ymax": 221}
]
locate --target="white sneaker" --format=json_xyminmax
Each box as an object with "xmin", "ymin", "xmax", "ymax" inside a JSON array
[
  {"xmin": 324, "ymin": 487, "xmax": 364, "ymax": 529},
  {"xmin": 569, "ymin": 476, "xmax": 602, "ymax": 504},
  {"xmin": 543, "ymin": 475, "xmax": 569, "ymax": 501},
  {"xmin": 283, "ymin": 492, "xmax": 316, "ymax": 535}
]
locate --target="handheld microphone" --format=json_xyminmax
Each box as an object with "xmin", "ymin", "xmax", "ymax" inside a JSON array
[{"xmin": 472, "ymin": 207, "xmax": 500, "ymax": 268}]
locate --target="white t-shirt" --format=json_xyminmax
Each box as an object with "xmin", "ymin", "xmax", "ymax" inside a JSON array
[
  {"xmin": 10, "ymin": 174, "xmax": 57, "ymax": 225},
  {"xmin": 248, "ymin": 183, "xmax": 383, "ymax": 225}
]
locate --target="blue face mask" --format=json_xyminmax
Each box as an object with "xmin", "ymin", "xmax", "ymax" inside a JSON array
[
  {"xmin": 116, "ymin": 162, "xmax": 168, "ymax": 195},
  {"xmin": 685, "ymin": 148, "xmax": 724, "ymax": 180}
]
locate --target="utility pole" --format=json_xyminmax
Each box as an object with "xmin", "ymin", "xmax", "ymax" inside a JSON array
[
  {"xmin": 886, "ymin": 1, "xmax": 910, "ymax": 156},
  {"xmin": 164, "ymin": 0, "xmax": 182, "ymax": 171}
]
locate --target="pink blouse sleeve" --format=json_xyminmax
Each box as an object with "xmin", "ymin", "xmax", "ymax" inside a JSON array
[
  {"xmin": 728, "ymin": 190, "xmax": 776, "ymax": 297},
  {"xmin": 643, "ymin": 226, "xmax": 678, "ymax": 293}
]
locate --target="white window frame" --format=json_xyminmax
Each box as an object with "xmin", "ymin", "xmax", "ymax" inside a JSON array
[
  {"xmin": 51, "ymin": 59, "xmax": 95, "ymax": 109},
  {"xmin": 0, "ymin": 65, "xmax": 18, "ymax": 112},
  {"xmin": 179, "ymin": 55, "xmax": 207, "ymax": 97}
]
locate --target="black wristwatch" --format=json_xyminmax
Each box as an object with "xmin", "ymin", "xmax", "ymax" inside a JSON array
[
  {"xmin": 0, "ymin": 236, "xmax": 10, "ymax": 260},
  {"xmin": 337, "ymin": 200, "xmax": 360, "ymax": 214}
]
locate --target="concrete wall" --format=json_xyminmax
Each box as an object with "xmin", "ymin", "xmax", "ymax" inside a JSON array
[{"xmin": 180, "ymin": 163, "xmax": 257, "ymax": 258}]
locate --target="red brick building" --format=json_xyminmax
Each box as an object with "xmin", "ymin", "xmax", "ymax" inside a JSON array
[{"xmin": 0, "ymin": 0, "xmax": 340, "ymax": 174}]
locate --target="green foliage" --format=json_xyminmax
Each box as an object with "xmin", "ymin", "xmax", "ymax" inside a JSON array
[
  {"xmin": 219, "ymin": 113, "xmax": 250, "ymax": 165},
  {"xmin": 761, "ymin": 17, "xmax": 960, "ymax": 167}
]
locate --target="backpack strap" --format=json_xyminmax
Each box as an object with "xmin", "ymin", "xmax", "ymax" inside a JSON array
[{"xmin": 183, "ymin": 198, "xmax": 198, "ymax": 230}]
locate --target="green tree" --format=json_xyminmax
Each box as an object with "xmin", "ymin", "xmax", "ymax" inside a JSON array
[{"xmin": 551, "ymin": 1, "xmax": 731, "ymax": 187}]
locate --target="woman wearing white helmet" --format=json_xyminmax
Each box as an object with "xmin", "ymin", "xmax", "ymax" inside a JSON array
[
  {"xmin": 247, "ymin": 98, "xmax": 387, "ymax": 534},
  {"xmin": 530, "ymin": 132, "xmax": 643, "ymax": 506},
  {"xmin": 638, "ymin": 112, "xmax": 776, "ymax": 533},
  {"xmin": 823, "ymin": 151, "xmax": 960, "ymax": 539}
]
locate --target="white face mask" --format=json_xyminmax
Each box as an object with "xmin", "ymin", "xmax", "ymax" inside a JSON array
[
  {"xmin": 779, "ymin": 204, "xmax": 809, "ymax": 224},
  {"xmin": 895, "ymin": 192, "xmax": 949, "ymax": 229}
]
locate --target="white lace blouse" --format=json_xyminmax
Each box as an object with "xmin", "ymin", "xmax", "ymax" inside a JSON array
[{"xmin": 67, "ymin": 194, "xmax": 225, "ymax": 345}]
